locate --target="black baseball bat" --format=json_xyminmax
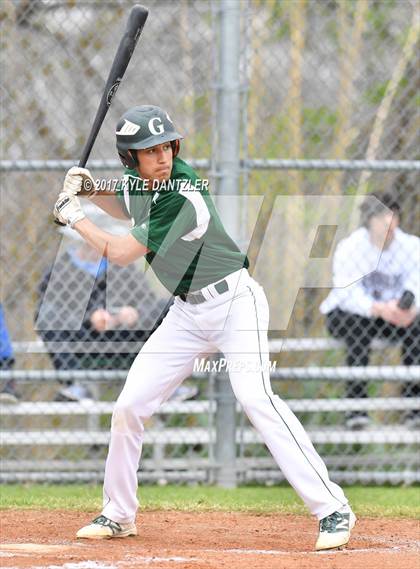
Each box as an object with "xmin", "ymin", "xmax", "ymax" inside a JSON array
[
  {"xmin": 79, "ymin": 5, "xmax": 149, "ymax": 168},
  {"xmin": 54, "ymin": 5, "xmax": 148, "ymax": 225}
]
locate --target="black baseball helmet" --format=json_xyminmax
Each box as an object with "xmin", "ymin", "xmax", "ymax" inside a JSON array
[{"xmin": 116, "ymin": 105, "xmax": 183, "ymax": 169}]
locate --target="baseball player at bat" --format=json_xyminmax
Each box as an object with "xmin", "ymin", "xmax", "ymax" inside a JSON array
[{"xmin": 53, "ymin": 105, "xmax": 355, "ymax": 550}]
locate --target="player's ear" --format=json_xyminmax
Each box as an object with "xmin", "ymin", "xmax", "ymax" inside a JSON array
[
  {"xmin": 129, "ymin": 150, "xmax": 139, "ymax": 170},
  {"xmin": 118, "ymin": 150, "xmax": 138, "ymax": 170},
  {"xmin": 171, "ymin": 140, "xmax": 180, "ymax": 157},
  {"xmin": 130, "ymin": 150, "xmax": 139, "ymax": 166}
]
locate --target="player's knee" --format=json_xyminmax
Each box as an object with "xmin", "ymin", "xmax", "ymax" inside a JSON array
[{"xmin": 111, "ymin": 402, "xmax": 143, "ymax": 435}]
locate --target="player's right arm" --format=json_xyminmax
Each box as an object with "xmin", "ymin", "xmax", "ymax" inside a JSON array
[{"xmin": 74, "ymin": 217, "xmax": 149, "ymax": 266}]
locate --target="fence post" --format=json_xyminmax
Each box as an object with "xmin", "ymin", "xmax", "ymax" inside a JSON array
[
  {"xmin": 212, "ymin": 0, "xmax": 241, "ymax": 487},
  {"xmin": 214, "ymin": 371, "xmax": 237, "ymax": 488},
  {"xmin": 214, "ymin": 0, "xmax": 241, "ymax": 236}
]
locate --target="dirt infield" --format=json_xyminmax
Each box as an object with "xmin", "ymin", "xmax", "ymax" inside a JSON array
[{"xmin": 0, "ymin": 510, "xmax": 418, "ymax": 569}]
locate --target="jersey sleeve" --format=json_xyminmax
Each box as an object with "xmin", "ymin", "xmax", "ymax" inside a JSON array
[
  {"xmin": 116, "ymin": 189, "xmax": 130, "ymax": 219},
  {"xmin": 131, "ymin": 193, "xmax": 198, "ymax": 256},
  {"xmin": 115, "ymin": 168, "xmax": 140, "ymax": 219}
]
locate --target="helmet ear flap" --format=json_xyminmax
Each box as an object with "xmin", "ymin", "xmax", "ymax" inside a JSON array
[
  {"xmin": 119, "ymin": 151, "xmax": 138, "ymax": 170},
  {"xmin": 171, "ymin": 140, "xmax": 180, "ymax": 157}
]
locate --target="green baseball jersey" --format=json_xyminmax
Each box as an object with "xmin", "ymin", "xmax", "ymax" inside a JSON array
[{"xmin": 118, "ymin": 157, "xmax": 248, "ymax": 295}]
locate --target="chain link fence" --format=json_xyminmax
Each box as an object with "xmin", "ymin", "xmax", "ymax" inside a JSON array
[{"xmin": 0, "ymin": 0, "xmax": 419, "ymax": 485}]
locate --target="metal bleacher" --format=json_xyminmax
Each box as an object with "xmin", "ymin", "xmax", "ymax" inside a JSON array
[{"xmin": 0, "ymin": 339, "xmax": 419, "ymax": 484}]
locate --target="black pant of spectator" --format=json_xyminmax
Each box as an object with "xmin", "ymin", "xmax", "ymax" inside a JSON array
[{"xmin": 326, "ymin": 309, "xmax": 419, "ymax": 399}]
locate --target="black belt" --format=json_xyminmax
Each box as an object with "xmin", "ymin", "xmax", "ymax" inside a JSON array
[{"xmin": 179, "ymin": 279, "xmax": 229, "ymax": 305}]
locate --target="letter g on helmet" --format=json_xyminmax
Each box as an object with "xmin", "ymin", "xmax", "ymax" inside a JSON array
[{"xmin": 116, "ymin": 105, "xmax": 183, "ymax": 169}]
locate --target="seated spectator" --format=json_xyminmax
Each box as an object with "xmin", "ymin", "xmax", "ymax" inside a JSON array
[
  {"xmin": 0, "ymin": 302, "xmax": 19, "ymax": 403},
  {"xmin": 35, "ymin": 207, "xmax": 167, "ymax": 401},
  {"xmin": 35, "ymin": 206, "xmax": 198, "ymax": 403},
  {"xmin": 320, "ymin": 192, "xmax": 419, "ymax": 430}
]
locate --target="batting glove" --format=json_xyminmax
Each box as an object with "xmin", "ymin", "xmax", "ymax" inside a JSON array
[
  {"xmin": 63, "ymin": 166, "xmax": 96, "ymax": 196},
  {"xmin": 53, "ymin": 192, "xmax": 86, "ymax": 227}
]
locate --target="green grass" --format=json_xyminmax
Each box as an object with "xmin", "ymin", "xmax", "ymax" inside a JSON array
[{"xmin": 0, "ymin": 485, "xmax": 419, "ymax": 518}]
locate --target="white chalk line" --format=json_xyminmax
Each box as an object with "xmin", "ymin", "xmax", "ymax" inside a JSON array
[
  {"xmin": 0, "ymin": 563, "xmax": 117, "ymax": 569},
  {"xmin": 1, "ymin": 538, "xmax": 419, "ymax": 568},
  {"xmin": 0, "ymin": 545, "xmax": 199, "ymax": 568},
  {"xmin": 1, "ymin": 560, "xmax": 199, "ymax": 569},
  {"xmin": 123, "ymin": 557, "xmax": 200, "ymax": 565}
]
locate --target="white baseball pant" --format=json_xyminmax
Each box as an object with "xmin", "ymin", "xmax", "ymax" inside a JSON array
[{"xmin": 102, "ymin": 269, "xmax": 348, "ymax": 523}]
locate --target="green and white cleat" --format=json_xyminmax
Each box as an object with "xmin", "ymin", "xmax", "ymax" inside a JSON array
[
  {"xmin": 315, "ymin": 508, "xmax": 356, "ymax": 551},
  {"xmin": 76, "ymin": 515, "xmax": 137, "ymax": 540}
]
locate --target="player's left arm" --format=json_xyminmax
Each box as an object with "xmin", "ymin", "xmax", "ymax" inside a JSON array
[{"xmin": 88, "ymin": 193, "xmax": 130, "ymax": 220}]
